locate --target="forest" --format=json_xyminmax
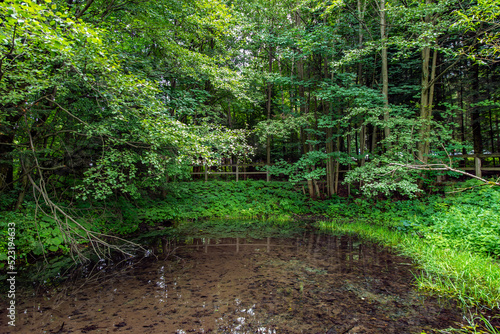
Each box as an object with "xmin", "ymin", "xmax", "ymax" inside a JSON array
[{"xmin": 1, "ymin": 0, "xmax": 500, "ymax": 332}]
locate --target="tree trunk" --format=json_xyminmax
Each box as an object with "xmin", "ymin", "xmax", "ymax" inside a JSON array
[
  {"xmin": 227, "ymin": 99, "xmax": 232, "ymax": 128},
  {"xmin": 380, "ymin": 0, "xmax": 390, "ymax": 140},
  {"xmin": 417, "ymin": 0, "xmax": 438, "ymax": 163},
  {"xmin": 0, "ymin": 111, "xmax": 21, "ymax": 192},
  {"xmin": 334, "ymin": 123, "xmax": 341, "ymax": 194},
  {"xmin": 326, "ymin": 126, "xmax": 335, "ymax": 196},
  {"xmin": 418, "ymin": 47, "xmax": 438, "ymax": 163},
  {"xmin": 347, "ymin": 131, "xmax": 351, "ymax": 196},
  {"xmin": 14, "ymin": 170, "xmax": 28, "ymax": 211},
  {"xmin": 460, "ymin": 80, "xmax": 467, "ymax": 157},
  {"xmin": 496, "ymin": 113, "xmax": 500, "ymax": 154},
  {"xmin": 266, "ymin": 46, "xmax": 274, "ymax": 166},
  {"xmin": 360, "ymin": 124, "xmax": 366, "ymax": 167},
  {"xmin": 471, "ymin": 62, "xmax": 483, "ymax": 155}
]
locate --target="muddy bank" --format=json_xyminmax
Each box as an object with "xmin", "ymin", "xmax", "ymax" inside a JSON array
[{"xmin": 2, "ymin": 234, "xmax": 463, "ymax": 333}]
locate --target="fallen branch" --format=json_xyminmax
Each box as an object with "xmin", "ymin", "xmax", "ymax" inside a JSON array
[{"xmin": 25, "ymin": 115, "xmax": 145, "ymax": 262}]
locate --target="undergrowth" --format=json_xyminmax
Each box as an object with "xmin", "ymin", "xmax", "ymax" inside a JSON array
[
  {"xmin": 137, "ymin": 180, "xmax": 331, "ymax": 224},
  {"xmin": 322, "ymin": 179, "xmax": 500, "ymax": 332},
  {"xmin": 318, "ymin": 220, "xmax": 500, "ymax": 310},
  {"xmin": 0, "ymin": 180, "xmax": 332, "ymax": 264},
  {"xmin": 4, "ymin": 177, "xmax": 500, "ymax": 325},
  {"xmin": 327, "ymin": 179, "xmax": 500, "ymax": 259}
]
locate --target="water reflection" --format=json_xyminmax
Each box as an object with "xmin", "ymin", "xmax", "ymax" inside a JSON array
[
  {"xmin": 11, "ymin": 233, "xmax": 462, "ymax": 334},
  {"xmin": 155, "ymin": 265, "xmax": 168, "ymax": 303},
  {"xmin": 172, "ymin": 234, "xmax": 394, "ymax": 277}
]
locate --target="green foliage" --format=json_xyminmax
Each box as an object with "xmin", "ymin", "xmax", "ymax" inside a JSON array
[
  {"xmin": 318, "ymin": 219, "xmax": 500, "ymax": 310},
  {"xmin": 327, "ymin": 180, "xmax": 500, "ymax": 258},
  {"xmin": 0, "ymin": 207, "xmax": 68, "ymax": 266},
  {"xmin": 1, "ymin": 0, "xmax": 254, "ymax": 213},
  {"xmin": 0, "ymin": 188, "xmax": 17, "ymax": 211},
  {"xmin": 255, "ymin": 115, "xmax": 312, "ymax": 145},
  {"xmin": 455, "ymin": 0, "xmax": 500, "ymax": 61},
  {"xmin": 137, "ymin": 181, "xmax": 331, "ymax": 224},
  {"xmin": 268, "ymin": 151, "xmax": 329, "ymax": 183},
  {"xmin": 343, "ymin": 106, "xmax": 462, "ymax": 198},
  {"xmin": 1, "ymin": 0, "xmax": 499, "ymax": 285},
  {"xmin": 82, "ymin": 196, "xmax": 142, "ymax": 235}
]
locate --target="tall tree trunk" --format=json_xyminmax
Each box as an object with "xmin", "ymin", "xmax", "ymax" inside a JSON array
[
  {"xmin": 334, "ymin": 123, "xmax": 341, "ymax": 194},
  {"xmin": 417, "ymin": 0, "xmax": 438, "ymax": 163},
  {"xmin": 324, "ymin": 54, "xmax": 335, "ymax": 197},
  {"xmin": 380, "ymin": 0, "xmax": 390, "ymax": 140},
  {"xmin": 347, "ymin": 131, "xmax": 352, "ymax": 196},
  {"xmin": 326, "ymin": 127, "xmax": 334, "ymax": 196},
  {"xmin": 471, "ymin": 62, "xmax": 483, "ymax": 155},
  {"xmin": 418, "ymin": 48, "xmax": 438, "ymax": 163},
  {"xmin": 418, "ymin": 43, "xmax": 431, "ymax": 163},
  {"xmin": 357, "ymin": 0, "xmax": 367, "ymax": 85},
  {"xmin": 487, "ymin": 73, "xmax": 495, "ymax": 163},
  {"xmin": 370, "ymin": 125, "xmax": 378, "ymax": 155},
  {"xmin": 460, "ymin": 79, "xmax": 467, "ymax": 157},
  {"xmin": 359, "ymin": 124, "xmax": 366, "ymax": 167},
  {"xmin": 227, "ymin": 98, "xmax": 232, "ymax": 128},
  {"xmin": 496, "ymin": 113, "xmax": 500, "ymax": 154},
  {"xmin": 266, "ymin": 46, "xmax": 274, "ymax": 167}
]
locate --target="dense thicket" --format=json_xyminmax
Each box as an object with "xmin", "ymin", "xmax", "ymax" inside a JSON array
[{"xmin": 0, "ymin": 0, "xmax": 499, "ymax": 258}]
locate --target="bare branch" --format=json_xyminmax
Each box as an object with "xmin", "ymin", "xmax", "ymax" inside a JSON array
[
  {"xmin": 24, "ymin": 114, "xmax": 145, "ymax": 262},
  {"xmin": 389, "ymin": 162, "xmax": 500, "ymax": 186}
]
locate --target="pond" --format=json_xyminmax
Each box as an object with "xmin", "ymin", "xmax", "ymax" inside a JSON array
[{"xmin": 3, "ymin": 233, "xmax": 463, "ymax": 333}]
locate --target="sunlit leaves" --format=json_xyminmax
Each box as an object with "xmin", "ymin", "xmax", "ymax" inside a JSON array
[
  {"xmin": 0, "ymin": 0, "xmax": 108, "ymax": 108},
  {"xmin": 0, "ymin": 0, "xmax": 256, "ymax": 203},
  {"xmin": 255, "ymin": 115, "xmax": 312, "ymax": 145},
  {"xmin": 455, "ymin": 0, "xmax": 500, "ymax": 61}
]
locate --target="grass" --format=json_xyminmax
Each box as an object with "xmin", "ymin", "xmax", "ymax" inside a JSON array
[{"xmin": 318, "ymin": 220, "xmax": 500, "ymax": 310}]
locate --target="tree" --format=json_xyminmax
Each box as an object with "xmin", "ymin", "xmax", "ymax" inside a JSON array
[{"xmin": 0, "ymin": 0, "xmax": 253, "ymax": 258}]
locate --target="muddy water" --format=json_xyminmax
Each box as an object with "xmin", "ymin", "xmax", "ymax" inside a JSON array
[{"xmin": 4, "ymin": 234, "xmax": 463, "ymax": 333}]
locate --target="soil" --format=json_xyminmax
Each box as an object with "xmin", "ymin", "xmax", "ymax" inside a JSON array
[{"xmin": 1, "ymin": 233, "xmax": 464, "ymax": 333}]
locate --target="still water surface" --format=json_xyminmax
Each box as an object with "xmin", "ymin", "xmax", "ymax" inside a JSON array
[{"xmin": 5, "ymin": 234, "xmax": 462, "ymax": 333}]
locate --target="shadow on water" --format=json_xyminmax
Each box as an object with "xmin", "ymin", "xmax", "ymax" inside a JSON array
[{"xmin": 2, "ymin": 232, "xmax": 464, "ymax": 333}]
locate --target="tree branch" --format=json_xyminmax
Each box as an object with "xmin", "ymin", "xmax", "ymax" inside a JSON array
[{"xmin": 388, "ymin": 162, "xmax": 500, "ymax": 186}]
